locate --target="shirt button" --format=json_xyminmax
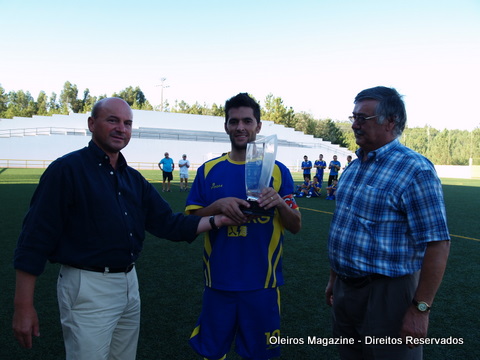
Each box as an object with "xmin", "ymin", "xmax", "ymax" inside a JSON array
[
  {"xmin": 130, "ymin": 233, "xmax": 133, "ymax": 237},
  {"xmin": 118, "ymin": 192, "xmax": 121, "ymax": 196},
  {"xmin": 98, "ymin": 163, "xmax": 102, "ymax": 166},
  {"xmin": 110, "ymin": 171, "xmax": 114, "ymax": 175},
  {"xmin": 124, "ymin": 212, "xmax": 128, "ymax": 216}
]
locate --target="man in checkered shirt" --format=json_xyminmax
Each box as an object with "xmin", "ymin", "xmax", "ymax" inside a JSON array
[{"xmin": 325, "ymin": 86, "xmax": 450, "ymax": 360}]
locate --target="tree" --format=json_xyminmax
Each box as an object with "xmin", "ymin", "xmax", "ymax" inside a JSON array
[
  {"xmin": 293, "ymin": 112, "xmax": 315, "ymax": 135},
  {"xmin": 48, "ymin": 92, "xmax": 60, "ymax": 115},
  {"xmin": 0, "ymin": 85, "xmax": 7, "ymax": 117},
  {"xmin": 314, "ymin": 119, "xmax": 345, "ymax": 146},
  {"xmin": 113, "ymin": 86, "xmax": 151, "ymax": 110},
  {"xmin": 471, "ymin": 127, "xmax": 480, "ymax": 165},
  {"xmin": 59, "ymin": 81, "xmax": 82, "ymax": 114},
  {"xmin": 336, "ymin": 121, "xmax": 357, "ymax": 151},
  {"xmin": 262, "ymin": 94, "xmax": 295, "ymax": 126},
  {"xmin": 5, "ymin": 90, "xmax": 36, "ymax": 118},
  {"xmin": 171, "ymin": 100, "xmax": 190, "ymax": 113},
  {"xmin": 81, "ymin": 89, "xmax": 96, "ymax": 113},
  {"xmin": 36, "ymin": 91, "xmax": 49, "ymax": 116}
]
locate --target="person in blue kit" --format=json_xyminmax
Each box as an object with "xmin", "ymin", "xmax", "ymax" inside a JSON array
[
  {"xmin": 301, "ymin": 155, "xmax": 312, "ymax": 180},
  {"xmin": 327, "ymin": 155, "xmax": 341, "ymax": 186},
  {"xmin": 12, "ymin": 97, "xmax": 238, "ymax": 360},
  {"xmin": 186, "ymin": 93, "xmax": 302, "ymax": 360},
  {"xmin": 314, "ymin": 153, "xmax": 326, "ymax": 187},
  {"xmin": 325, "ymin": 87, "xmax": 450, "ymax": 360},
  {"xmin": 294, "ymin": 175, "xmax": 311, "ymax": 198},
  {"xmin": 307, "ymin": 175, "xmax": 322, "ymax": 198}
]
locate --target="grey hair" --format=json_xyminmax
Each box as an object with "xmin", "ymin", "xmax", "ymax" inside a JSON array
[{"xmin": 354, "ymin": 86, "xmax": 407, "ymax": 137}]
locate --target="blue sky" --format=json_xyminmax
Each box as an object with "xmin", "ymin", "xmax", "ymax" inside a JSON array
[{"xmin": 2, "ymin": 0, "xmax": 479, "ymax": 130}]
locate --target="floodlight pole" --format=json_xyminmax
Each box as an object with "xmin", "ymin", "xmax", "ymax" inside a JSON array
[{"xmin": 155, "ymin": 77, "xmax": 169, "ymax": 112}]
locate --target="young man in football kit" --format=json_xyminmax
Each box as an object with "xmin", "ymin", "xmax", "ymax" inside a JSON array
[
  {"xmin": 314, "ymin": 154, "xmax": 327, "ymax": 187},
  {"xmin": 185, "ymin": 93, "xmax": 301, "ymax": 360}
]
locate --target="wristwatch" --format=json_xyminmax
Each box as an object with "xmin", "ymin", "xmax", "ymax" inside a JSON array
[
  {"xmin": 209, "ymin": 215, "xmax": 220, "ymax": 231},
  {"xmin": 412, "ymin": 299, "xmax": 431, "ymax": 312}
]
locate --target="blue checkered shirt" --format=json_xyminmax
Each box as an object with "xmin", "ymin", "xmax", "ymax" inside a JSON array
[{"xmin": 328, "ymin": 139, "xmax": 450, "ymax": 278}]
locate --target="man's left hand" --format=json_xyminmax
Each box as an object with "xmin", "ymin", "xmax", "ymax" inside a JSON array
[{"xmin": 400, "ymin": 305, "xmax": 429, "ymax": 348}]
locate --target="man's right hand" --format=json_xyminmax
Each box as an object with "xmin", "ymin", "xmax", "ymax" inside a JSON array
[
  {"xmin": 13, "ymin": 270, "xmax": 40, "ymax": 349},
  {"xmin": 13, "ymin": 304, "xmax": 40, "ymax": 349},
  {"xmin": 214, "ymin": 197, "xmax": 250, "ymax": 224}
]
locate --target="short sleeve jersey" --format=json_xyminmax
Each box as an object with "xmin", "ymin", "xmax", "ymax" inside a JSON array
[
  {"xmin": 302, "ymin": 160, "xmax": 312, "ymax": 175},
  {"xmin": 315, "ymin": 160, "xmax": 326, "ymax": 177},
  {"xmin": 185, "ymin": 154, "xmax": 298, "ymax": 291}
]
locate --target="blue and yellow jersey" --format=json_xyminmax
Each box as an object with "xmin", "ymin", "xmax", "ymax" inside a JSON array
[{"xmin": 185, "ymin": 153, "xmax": 298, "ymax": 291}]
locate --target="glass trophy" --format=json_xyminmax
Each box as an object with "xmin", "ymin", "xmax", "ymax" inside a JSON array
[{"xmin": 241, "ymin": 134, "xmax": 278, "ymax": 216}]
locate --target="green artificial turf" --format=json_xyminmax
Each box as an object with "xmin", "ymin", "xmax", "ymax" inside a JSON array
[{"xmin": 0, "ymin": 169, "xmax": 478, "ymax": 359}]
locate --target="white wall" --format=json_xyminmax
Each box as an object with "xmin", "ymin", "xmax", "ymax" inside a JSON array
[{"xmin": 0, "ymin": 110, "xmax": 355, "ymax": 170}]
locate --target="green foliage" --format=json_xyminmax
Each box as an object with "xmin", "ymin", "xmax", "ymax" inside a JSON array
[
  {"xmin": 4, "ymin": 90, "xmax": 36, "ymax": 118},
  {"xmin": 112, "ymin": 86, "xmax": 153, "ymax": 110},
  {"xmin": 261, "ymin": 93, "xmax": 295, "ymax": 127},
  {"xmin": 170, "ymin": 100, "xmax": 223, "ymax": 116},
  {"xmin": 0, "ymin": 85, "xmax": 9, "ymax": 116},
  {"xmin": 400, "ymin": 127, "xmax": 480, "ymax": 165},
  {"xmin": 313, "ymin": 118, "xmax": 346, "ymax": 146}
]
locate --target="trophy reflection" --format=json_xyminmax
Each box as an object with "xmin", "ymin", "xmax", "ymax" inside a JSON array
[{"xmin": 241, "ymin": 134, "xmax": 278, "ymax": 216}]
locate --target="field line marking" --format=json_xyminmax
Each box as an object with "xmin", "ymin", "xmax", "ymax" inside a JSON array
[
  {"xmin": 298, "ymin": 206, "xmax": 333, "ymax": 215},
  {"xmin": 299, "ymin": 207, "xmax": 480, "ymax": 242},
  {"xmin": 449, "ymin": 234, "xmax": 480, "ymax": 242}
]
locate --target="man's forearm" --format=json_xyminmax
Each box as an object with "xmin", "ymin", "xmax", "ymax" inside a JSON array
[{"xmin": 413, "ymin": 240, "xmax": 450, "ymax": 304}]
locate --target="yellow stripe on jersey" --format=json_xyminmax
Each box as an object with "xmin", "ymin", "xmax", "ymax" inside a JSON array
[
  {"xmin": 185, "ymin": 204, "xmax": 203, "ymax": 215},
  {"xmin": 272, "ymin": 164, "xmax": 281, "ymax": 192},
  {"xmin": 203, "ymin": 234, "xmax": 213, "ymax": 286},
  {"xmin": 262, "ymin": 163, "xmax": 285, "ymax": 288},
  {"xmin": 190, "ymin": 324, "xmax": 200, "ymax": 338},
  {"xmin": 264, "ymin": 214, "xmax": 284, "ymax": 288},
  {"xmin": 204, "ymin": 154, "xmax": 229, "ymax": 178}
]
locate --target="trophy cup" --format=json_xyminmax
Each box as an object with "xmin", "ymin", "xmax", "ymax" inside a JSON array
[{"xmin": 241, "ymin": 134, "xmax": 278, "ymax": 216}]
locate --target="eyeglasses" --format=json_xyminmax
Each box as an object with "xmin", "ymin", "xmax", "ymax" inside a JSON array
[{"xmin": 348, "ymin": 115, "xmax": 379, "ymax": 125}]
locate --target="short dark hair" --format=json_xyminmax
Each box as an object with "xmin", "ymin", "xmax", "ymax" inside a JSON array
[
  {"xmin": 224, "ymin": 93, "xmax": 261, "ymax": 123},
  {"xmin": 354, "ymin": 86, "xmax": 407, "ymax": 137}
]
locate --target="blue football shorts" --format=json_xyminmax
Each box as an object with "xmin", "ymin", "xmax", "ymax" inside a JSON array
[{"xmin": 189, "ymin": 287, "xmax": 281, "ymax": 360}]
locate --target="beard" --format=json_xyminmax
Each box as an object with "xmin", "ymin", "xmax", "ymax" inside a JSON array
[{"xmin": 229, "ymin": 131, "xmax": 255, "ymax": 151}]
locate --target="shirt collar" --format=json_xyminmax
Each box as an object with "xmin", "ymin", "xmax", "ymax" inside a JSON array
[
  {"xmin": 88, "ymin": 140, "xmax": 128, "ymax": 170},
  {"xmin": 355, "ymin": 138, "xmax": 401, "ymax": 161}
]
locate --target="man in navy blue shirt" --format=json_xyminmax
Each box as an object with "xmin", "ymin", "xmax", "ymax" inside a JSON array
[{"xmin": 12, "ymin": 97, "xmax": 237, "ymax": 360}]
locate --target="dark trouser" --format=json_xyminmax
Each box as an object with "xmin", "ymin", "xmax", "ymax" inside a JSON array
[
  {"xmin": 332, "ymin": 272, "xmax": 422, "ymax": 360},
  {"xmin": 328, "ymin": 174, "xmax": 338, "ymax": 186}
]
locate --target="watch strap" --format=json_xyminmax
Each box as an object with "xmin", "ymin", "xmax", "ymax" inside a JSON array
[{"xmin": 209, "ymin": 215, "xmax": 219, "ymax": 231}]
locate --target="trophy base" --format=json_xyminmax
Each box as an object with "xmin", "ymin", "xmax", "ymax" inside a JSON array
[{"xmin": 241, "ymin": 200, "xmax": 275, "ymax": 216}]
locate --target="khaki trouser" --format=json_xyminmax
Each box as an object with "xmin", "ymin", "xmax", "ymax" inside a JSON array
[{"xmin": 57, "ymin": 265, "xmax": 141, "ymax": 360}]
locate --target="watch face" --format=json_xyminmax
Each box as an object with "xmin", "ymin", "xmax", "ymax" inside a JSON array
[{"xmin": 418, "ymin": 303, "xmax": 428, "ymax": 311}]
